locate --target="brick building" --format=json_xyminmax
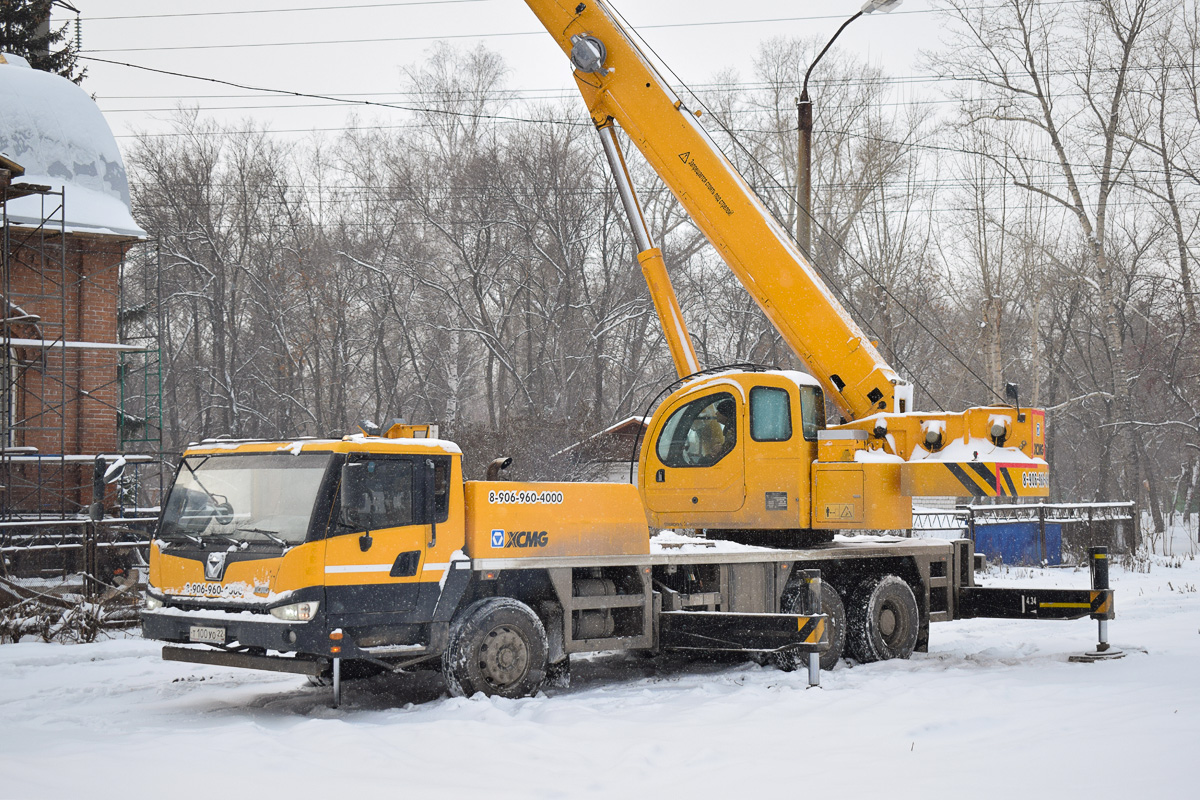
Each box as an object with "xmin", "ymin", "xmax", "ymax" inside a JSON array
[{"xmin": 1, "ymin": 52, "xmax": 148, "ymax": 520}]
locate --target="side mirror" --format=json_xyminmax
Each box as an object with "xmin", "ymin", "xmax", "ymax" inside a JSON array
[
  {"xmin": 104, "ymin": 456, "xmax": 127, "ymax": 484},
  {"xmin": 339, "ymin": 462, "xmax": 364, "ymax": 530},
  {"xmin": 213, "ymin": 498, "xmax": 234, "ymax": 525},
  {"xmin": 1005, "ymin": 382, "xmax": 1020, "ymax": 407},
  {"xmin": 425, "ymin": 458, "xmax": 437, "ymax": 547}
]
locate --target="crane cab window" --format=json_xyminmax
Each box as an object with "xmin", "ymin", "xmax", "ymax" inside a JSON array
[
  {"xmin": 750, "ymin": 386, "xmax": 792, "ymax": 442},
  {"xmin": 656, "ymin": 392, "xmax": 738, "ymax": 467},
  {"xmin": 799, "ymin": 386, "xmax": 826, "ymax": 441},
  {"xmin": 339, "ymin": 458, "xmax": 415, "ymax": 532}
]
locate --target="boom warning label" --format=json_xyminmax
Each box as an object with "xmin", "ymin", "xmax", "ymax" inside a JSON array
[{"xmin": 678, "ymin": 152, "xmax": 734, "ymax": 216}]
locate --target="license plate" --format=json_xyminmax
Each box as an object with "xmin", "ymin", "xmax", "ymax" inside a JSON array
[{"xmin": 189, "ymin": 625, "xmax": 225, "ymax": 644}]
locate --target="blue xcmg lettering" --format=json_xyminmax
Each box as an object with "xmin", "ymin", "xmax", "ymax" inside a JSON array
[{"xmin": 506, "ymin": 530, "xmax": 549, "ymax": 548}]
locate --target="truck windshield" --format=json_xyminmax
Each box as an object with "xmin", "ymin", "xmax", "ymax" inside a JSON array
[{"xmin": 159, "ymin": 452, "xmax": 332, "ymax": 546}]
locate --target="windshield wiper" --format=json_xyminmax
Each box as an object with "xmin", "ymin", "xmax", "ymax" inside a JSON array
[
  {"xmin": 170, "ymin": 530, "xmax": 203, "ymax": 547},
  {"xmin": 207, "ymin": 532, "xmax": 247, "ymax": 549},
  {"xmin": 237, "ymin": 527, "xmax": 289, "ymax": 548}
]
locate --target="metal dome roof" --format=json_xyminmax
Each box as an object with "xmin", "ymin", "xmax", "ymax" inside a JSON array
[{"xmin": 0, "ymin": 53, "xmax": 145, "ymax": 239}]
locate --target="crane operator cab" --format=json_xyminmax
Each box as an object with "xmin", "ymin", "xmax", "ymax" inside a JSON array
[
  {"xmin": 640, "ymin": 367, "xmax": 1047, "ymax": 542},
  {"xmin": 640, "ymin": 370, "xmax": 840, "ymax": 537}
]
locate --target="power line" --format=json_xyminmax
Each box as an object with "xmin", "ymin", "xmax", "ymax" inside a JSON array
[
  {"xmin": 94, "ymin": 91, "xmax": 1134, "ymax": 116},
  {"xmin": 129, "ymin": 173, "xmax": 1165, "ymax": 194},
  {"xmin": 87, "ymin": 61, "xmax": 1179, "ymax": 183},
  {"xmin": 75, "ymin": 13, "xmax": 878, "ymax": 53},
  {"xmin": 80, "ymin": 55, "xmax": 589, "ymax": 128},
  {"xmin": 76, "ymin": 2, "xmax": 1115, "ymax": 60},
  {"xmin": 82, "ymin": 0, "xmax": 490, "ymax": 22},
  {"xmin": 78, "ymin": 0, "xmax": 1091, "ymax": 24}
]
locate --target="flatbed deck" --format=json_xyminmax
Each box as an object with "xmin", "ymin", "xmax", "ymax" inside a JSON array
[{"xmin": 473, "ymin": 533, "xmax": 954, "ymax": 570}]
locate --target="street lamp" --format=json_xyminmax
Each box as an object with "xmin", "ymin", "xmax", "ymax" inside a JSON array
[{"xmin": 795, "ymin": 0, "xmax": 902, "ymax": 254}]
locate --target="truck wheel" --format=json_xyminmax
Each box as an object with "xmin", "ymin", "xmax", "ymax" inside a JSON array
[
  {"xmin": 772, "ymin": 581, "xmax": 846, "ymax": 672},
  {"xmin": 846, "ymin": 575, "xmax": 919, "ymax": 663},
  {"xmin": 443, "ymin": 598, "xmax": 548, "ymax": 698}
]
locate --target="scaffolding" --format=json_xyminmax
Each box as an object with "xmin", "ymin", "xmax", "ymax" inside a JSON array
[{"xmin": 1, "ymin": 175, "xmax": 163, "ymax": 592}]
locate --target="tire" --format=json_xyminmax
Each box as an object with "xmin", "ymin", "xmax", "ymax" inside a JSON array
[
  {"xmin": 772, "ymin": 580, "xmax": 846, "ymax": 672},
  {"xmin": 846, "ymin": 575, "xmax": 919, "ymax": 663},
  {"xmin": 442, "ymin": 597, "xmax": 548, "ymax": 698}
]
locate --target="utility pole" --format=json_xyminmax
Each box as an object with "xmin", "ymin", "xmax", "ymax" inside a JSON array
[{"xmin": 795, "ymin": 0, "xmax": 902, "ymax": 255}]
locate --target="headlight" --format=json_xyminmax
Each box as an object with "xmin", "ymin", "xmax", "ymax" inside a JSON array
[
  {"xmin": 143, "ymin": 594, "xmax": 164, "ymax": 611},
  {"xmin": 269, "ymin": 600, "xmax": 320, "ymax": 621}
]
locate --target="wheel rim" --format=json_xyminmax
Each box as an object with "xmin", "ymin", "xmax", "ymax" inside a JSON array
[
  {"xmin": 879, "ymin": 606, "xmax": 897, "ymax": 638},
  {"xmin": 478, "ymin": 625, "xmax": 529, "ymax": 687},
  {"xmin": 877, "ymin": 599, "xmax": 909, "ymax": 648}
]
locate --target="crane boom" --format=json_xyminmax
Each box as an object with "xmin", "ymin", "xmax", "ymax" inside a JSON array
[
  {"xmin": 526, "ymin": 0, "xmax": 1048, "ymax": 506},
  {"xmin": 523, "ymin": 0, "xmax": 910, "ymax": 420}
]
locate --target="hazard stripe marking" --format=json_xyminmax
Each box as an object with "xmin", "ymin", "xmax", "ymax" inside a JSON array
[
  {"xmin": 797, "ymin": 616, "xmax": 825, "ymax": 643},
  {"xmin": 946, "ymin": 463, "xmax": 987, "ymax": 496},
  {"xmin": 1090, "ymin": 592, "xmax": 1112, "ymax": 614},
  {"xmin": 967, "ymin": 461, "xmax": 997, "ymax": 489},
  {"xmin": 1000, "ymin": 466, "xmax": 1018, "ymax": 496}
]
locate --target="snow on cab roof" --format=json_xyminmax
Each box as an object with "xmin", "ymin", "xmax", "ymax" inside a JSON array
[
  {"xmin": 185, "ymin": 436, "xmax": 463, "ymax": 456},
  {"xmin": 678, "ymin": 368, "xmax": 821, "ymax": 394},
  {"xmin": 0, "ymin": 54, "xmax": 146, "ymax": 239}
]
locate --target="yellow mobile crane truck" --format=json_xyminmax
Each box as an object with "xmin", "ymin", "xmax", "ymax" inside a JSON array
[{"xmin": 142, "ymin": 0, "xmax": 1115, "ymax": 703}]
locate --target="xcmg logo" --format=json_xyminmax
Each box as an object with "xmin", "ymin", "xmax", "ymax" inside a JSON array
[{"xmin": 490, "ymin": 529, "xmax": 549, "ymax": 548}]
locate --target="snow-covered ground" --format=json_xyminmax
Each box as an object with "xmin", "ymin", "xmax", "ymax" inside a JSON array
[{"xmin": 2, "ymin": 538, "xmax": 1197, "ymax": 798}]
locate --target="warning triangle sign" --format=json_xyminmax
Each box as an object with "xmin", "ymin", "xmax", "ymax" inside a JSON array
[{"xmin": 678, "ymin": 152, "xmax": 690, "ymax": 163}]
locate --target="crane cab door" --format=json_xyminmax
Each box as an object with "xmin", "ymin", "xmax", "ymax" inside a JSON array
[
  {"xmin": 643, "ymin": 391, "xmax": 746, "ymax": 515},
  {"xmin": 323, "ymin": 454, "xmax": 434, "ymax": 624}
]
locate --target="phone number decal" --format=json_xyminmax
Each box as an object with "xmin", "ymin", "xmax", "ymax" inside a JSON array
[{"xmin": 487, "ymin": 490, "xmax": 564, "ymax": 505}]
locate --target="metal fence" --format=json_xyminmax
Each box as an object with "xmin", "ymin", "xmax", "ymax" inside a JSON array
[
  {"xmin": 0, "ymin": 515, "xmax": 157, "ymax": 596},
  {"xmin": 913, "ymin": 502, "xmax": 1136, "ymax": 564}
]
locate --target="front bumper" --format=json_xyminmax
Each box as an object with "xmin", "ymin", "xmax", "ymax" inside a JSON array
[
  {"xmin": 141, "ymin": 606, "xmax": 329, "ymax": 656},
  {"xmin": 161, "ymin": 644, "xmax": 327, "ymax": 676}
]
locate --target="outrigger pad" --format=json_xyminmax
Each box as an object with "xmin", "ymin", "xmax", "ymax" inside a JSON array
[{"xmin": 1069, "ymin": 645, "xmax": 1126, "ymax": 663}]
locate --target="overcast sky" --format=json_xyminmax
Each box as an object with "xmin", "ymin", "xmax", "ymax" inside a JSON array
[{"xmin": 54, "ymin": 0, "xmax": 947, "ymax": 149}]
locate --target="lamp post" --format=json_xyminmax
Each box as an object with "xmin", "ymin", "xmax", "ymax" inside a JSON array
[{"xmin": 795, "ymin": 0, "xmax": 902, "ymax": 254}]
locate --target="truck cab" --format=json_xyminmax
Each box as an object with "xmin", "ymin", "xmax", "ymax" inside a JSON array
[{"xmin": 143, "ymin": 433, "xmax": 467, "ymax": 660}]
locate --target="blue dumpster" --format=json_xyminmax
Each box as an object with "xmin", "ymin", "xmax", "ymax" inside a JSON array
[{"xmin": 973, "ymin": 521, "xmax": 1062, "ymax": 566}]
